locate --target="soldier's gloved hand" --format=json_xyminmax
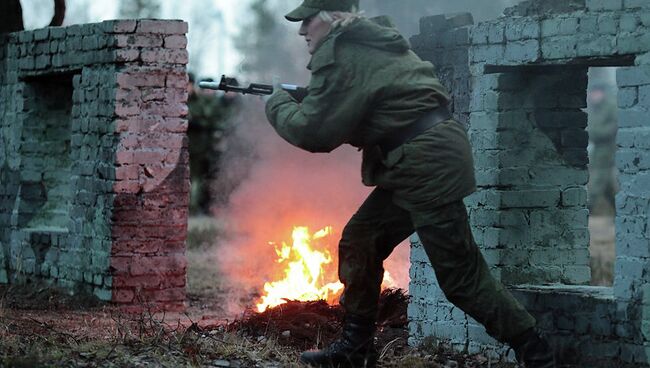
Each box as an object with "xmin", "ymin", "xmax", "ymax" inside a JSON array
[{"xmin": 262, "ymin": 76, "xmax": 282, "ymax": 103}]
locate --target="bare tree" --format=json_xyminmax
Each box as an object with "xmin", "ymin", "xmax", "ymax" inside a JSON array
[
  {"xmin": 49, "ymin": 0, "xmax": 66, "ymax": 26},
  {"xmin": 235, "ymin": 0, "xmax": 309, "ymax": 82},
  {"xmin": 1, "ymin": 0, "xmax": 66, "ymax": 33},
  {"xmin": 0, "ymin": 0, "xmax": 25, "ymax": 33}
]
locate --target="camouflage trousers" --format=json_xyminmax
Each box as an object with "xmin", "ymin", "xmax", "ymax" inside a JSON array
[{"xmin": 338, "ymin": 188, "xmax": 536, "ymax": 342}]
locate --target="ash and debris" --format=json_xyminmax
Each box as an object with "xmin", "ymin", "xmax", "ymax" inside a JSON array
[
  {"xmin": 227, "ymin": 288, "xmax": 407, "ymax": 351},
  {"xmin": 225, "ymin": 288, "xmax": 517, "ymax": 367}
]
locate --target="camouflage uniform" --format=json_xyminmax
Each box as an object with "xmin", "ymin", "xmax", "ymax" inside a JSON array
[
  {"xmin": 187, "ymin": 89, "xmax": 230, "ymax": 214},
  {"xmin": 587, "ymin": 95, "xmax": 618, "ymax": 214},
  {"xmin": 266, "ymin": 15, "xmax": 537, "ymax": 344}
]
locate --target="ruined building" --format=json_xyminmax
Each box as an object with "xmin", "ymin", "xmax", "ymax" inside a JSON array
[
  {"xmin": 409, "ymin": 0, "xmax": 650, "ymax": 365},
  {"xmin": 0, "ymin": 20, "xmax": 190, "ymax": 311},
  {"xmin": 1, "ymin": 0, "xmax": 650, "ymax": 365}
]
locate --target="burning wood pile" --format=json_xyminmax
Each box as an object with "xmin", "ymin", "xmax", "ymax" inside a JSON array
[
  {"xmin": 223, "ymin": 225, "xmax": 409, "ymax": 353},
  {"xmin": 228, "ymin": 288, "xmax": 409, "ymax": 352}
]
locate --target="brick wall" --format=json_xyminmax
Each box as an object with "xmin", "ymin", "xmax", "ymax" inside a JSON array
[
  {"xmin": 0, "ymin": 19, "xmax": 190, "ymax": 311},
  {"xmin": 410, "ymin": 0, "xmax": 650, "ymax": 365}
]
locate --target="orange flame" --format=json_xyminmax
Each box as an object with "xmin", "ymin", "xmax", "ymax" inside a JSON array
[
  {"xmin": 256, "ymin": 226, "xmax": 343, "ymax": 312},
  {"xmin": 256, "ymin": 226, "xmax": 400, "ymax": 313}
]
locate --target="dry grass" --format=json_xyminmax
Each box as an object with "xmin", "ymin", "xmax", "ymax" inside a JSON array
[
  {"xmin": 0, "ymin": 307, "xmax": 301, "ymax": 367},
  {"xmin": 187, "ymin": 216, "xmax": 229, "ymax": 250},
  {"xmin": 0, "ymin": 214, "xmax": 618, "ymax": 367}
]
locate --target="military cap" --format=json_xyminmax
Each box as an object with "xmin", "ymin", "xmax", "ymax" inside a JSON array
[{"xmin": 285, "ymin": 0, "xmax": 360, "ymax": 22}]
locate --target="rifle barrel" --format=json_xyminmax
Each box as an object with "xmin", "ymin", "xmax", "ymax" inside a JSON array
[
  {"xmin": 198, "ymin": 81, "xmax": 220, "ymax": 90},
  {"xmin": 198, "ymin": 76, "xmax": 307, "ymax": 101}
]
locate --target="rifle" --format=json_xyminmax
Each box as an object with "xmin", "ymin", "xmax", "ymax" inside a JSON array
[{"xmin": 199, "ymin": 75, "xmax": 308, "ymax": 102}]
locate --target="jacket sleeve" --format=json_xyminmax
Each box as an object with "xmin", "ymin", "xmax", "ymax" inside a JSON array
[{"xmin": 265, "ymin": 63, "xmax": 370, "ymax": 153}]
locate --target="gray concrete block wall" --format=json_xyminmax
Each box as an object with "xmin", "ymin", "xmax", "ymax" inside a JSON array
[
  {"xmin": 0, "ymin": 19, "xmax": 189, "ymax": 311},
  {"xmin": 0, "ymin": 23, "xmax": 124, "ymax": 298},
  {"xmin": 614, "ymin": 60, "xmax": 650, "ymax": 311},
  {"xmin": 410, "ymin": 13, "xmax": 473, "ymax": 126},
  {"xmin": 410, "ymin": 0, "xmax": 650, "ymax": 365}
]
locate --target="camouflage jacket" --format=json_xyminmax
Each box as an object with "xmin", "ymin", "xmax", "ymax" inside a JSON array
[{"xmin": 265, "ymin": 16, "xmax": 475, "ymax": 217}]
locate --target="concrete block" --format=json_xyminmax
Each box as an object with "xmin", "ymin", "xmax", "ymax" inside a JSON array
[
  {"xmin": 576, "ymin": 34, "xmax": 617, "ymax": 57},
  {"xmin": 632, "ymin": 128, "xmax": 650, "ymax": 149},
  {"xmin": 562, "ymin": 187, "xmax": 588, "ymax": 206},
  {"xmin": 587, "ymin": 0, "xmax": 623, "ymax": 11},
  {"xmin": 100, "ymin": 20, "xmax": 137, "ymax": 34},
  {"xmin": 471, "ymin": 44, "xmax": 505, "ymax": 64},
  {"xmin": 470, "ymin": 22, "xmax": 489, "ymax": 44},
  {"xmin": 618, "ymin": 108, "xmax": 650, "ymax": 128},
  {"xmin": 618, "ymin": 87, "xmax": 639, "ymax": 108},
  {"xmin": 81, "ymin": 35, "xmax": 100, "ymax": 51},
  {"xmin": 561, "ymin": 129, "xmax": 589, "ymax": 148},
  {"xmin": 641, "ymin": 13, "xmax": 650, "ymax": 26},
  {"xmin": 618, "ymin": 32, "xmax": 650, "ymax": 54},
  {"xmin": 624, "ymin": 0, "xmax": 650, "ymax": 8},
  {"xmin": 541, "ymin": 18, "xmax": 559, "ymax": 37},
  {"xmin": 597, "ymin": 14, "xmax": 620, "ymax": 34},
  {"xmin": 499, "ymin": 190, "xmax": 561, "ymax": 208},
  {"xmin": 615, "ymin": 255, "xmax": 647, "ymax": 281},
  {"xmin": 579, "ymin": 15, "xmax": 599, "ymax": 33},
  {"xmin": 504, "ymin": 39, "xmax": 540, "ymax": 63},
  {"xmin": 639, "ymin": 85, "xmax": 650, "ymax": 106},
  {"xmin": 620, "ymin": 343, "xmax": 650, "ymax": 364},
  {"xmin": 624, "ymin": 171, "xmax": 650, "ymax": 196},
  {"xmin": 541, "ymin": 36, "xmax": 578, "ymax": 60},
  {"xmin": 33, "ymin": 28, "xmax": 50, "ymax": 41},
  {"xmin": 616, "ymin": 149, "xmax": 642, "ymax": 173},
  {"xmin": 637, "ymin": 52, "xmax": 650, "ymax": 66},
  {"xmin": 34, "ymin": 54, "xmax": 50, "ymax": 69},
  {"xmin": 93, "ymin": 287, "xmax": 112, "ymax": 301},
  {"xmin": 505, "ymin": 19, "xmax": 541, "ymax": 41},
  {"xmin": 563, "ymin": 265, "xmax": 591, "ymax": 284},
  {"xmin": 542, "ymin": 17, "xmax": 579, "ymax": 37},
  {"xmin": 616, "ymin": 194, "xmax": 650, "ymax": 216},
  {"xmin": 488, "ymin": 22, "xmax": 505, "ymax": 44},
  {"xmin": 49, "ymin": 27, "xmax": 66, "ymax": 39},
  {"xmin": 136, "ymin": 20, "xmax": 188, "ymax": 35},
  {"xmin": 620, "ymin": 14, "xmax": 640, "ymax": 32}
]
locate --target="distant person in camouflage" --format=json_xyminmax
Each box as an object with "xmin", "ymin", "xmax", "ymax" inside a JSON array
[
  {"xmin": 187, "ymin": 73, "xmax": 237, "ymax": 215},
  {"xmin": 587, "ymin": 82, "xmax": 618, "ymax": 215},
  {"xmin": 264, "ymin": 1, "xmax": 556, "ymax": 367}
]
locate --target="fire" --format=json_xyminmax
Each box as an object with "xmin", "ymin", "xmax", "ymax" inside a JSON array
[
  {"xmin": 256, "ymin": 226, "xmax": 400, "ymax": 313},
  {"xmin": 256, "ymin": 226, "xmax": 343, "ymax": 312}
]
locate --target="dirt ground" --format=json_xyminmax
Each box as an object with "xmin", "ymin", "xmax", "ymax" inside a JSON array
[
  {"xmin": 0, "ymin": 282, "xmax": 512, "ymax": 367},
  {"xmin": 588, "ymin": 215, "xmax": 615, "ymax": 286},
  {"xmin": 0, "ymin": 216, "xmax": 617, "ymax": 367}
]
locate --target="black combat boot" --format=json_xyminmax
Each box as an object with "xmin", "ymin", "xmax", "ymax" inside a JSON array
[
  {"xmin": 300, "ymin": 315, "xmax": 377, "ymax": 368},
  {"xmin": 510, "ymin": 328, "xmax": 557, "ymax": 368}
]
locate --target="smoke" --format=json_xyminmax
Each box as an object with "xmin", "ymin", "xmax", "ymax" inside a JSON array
[
  {"xmin": 211, "ymin": 100, "xmax": 411, "ymax": 313},
  {"xmin": 363, "ymin": 0, "xmax": 521, "ymax": 37}
]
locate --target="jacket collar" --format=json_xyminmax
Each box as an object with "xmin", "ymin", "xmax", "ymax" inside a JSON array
[
  {"xmin": 306, "ymin": 31, "xmax": 339, "ymax": 72},
  {"xmin": 306, "ymin": 16, "xmax": 400, "ymax": 72}
]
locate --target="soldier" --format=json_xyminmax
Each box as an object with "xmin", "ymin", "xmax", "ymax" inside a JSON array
[
  {"xmin": 187, "ymin": 74, "xmax": 235, "ymax": 215},
  {"xmin": 264, "ymin": 1, "xmax": 556, "ymax": 367},
  {"xmin": 587, "ymin": 82, "xmax": 618, "ymax": 215}
]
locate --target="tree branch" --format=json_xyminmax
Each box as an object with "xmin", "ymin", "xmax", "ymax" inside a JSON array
[{"xmin": 49, "ymin": 0, "xmax": 66, "ymax": 27}]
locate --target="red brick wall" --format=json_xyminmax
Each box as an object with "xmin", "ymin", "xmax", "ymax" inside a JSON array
[{"xmin": 108, "ymin": 20, "xmax": 190, "ymax": 312}]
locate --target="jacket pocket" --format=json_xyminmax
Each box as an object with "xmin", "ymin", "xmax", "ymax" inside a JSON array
[
  {"xmin": 381, "ymin": 146, "xmax": 404, "ymax": 168},
  {"xmin": 361, "ymin": 146, "xmax": 382, "ymax": 186}
]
